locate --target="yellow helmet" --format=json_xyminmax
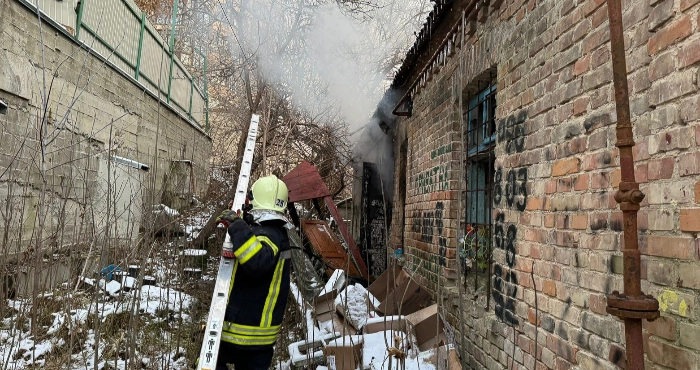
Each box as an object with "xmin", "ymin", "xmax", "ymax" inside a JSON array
[{"xmin": 250, "ymin": 175, "xmax": 288, "ymax": 212}]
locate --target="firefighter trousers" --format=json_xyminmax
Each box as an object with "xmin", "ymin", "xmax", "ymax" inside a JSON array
[{"xmin": 216, "ymin": 341, "xmax": 274, "ymax": 370}]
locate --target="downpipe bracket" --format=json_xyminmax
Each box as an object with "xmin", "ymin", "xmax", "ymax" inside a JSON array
[{"xmin": 606, "ymin": 291, "xmax": 660, "ymax": 321}]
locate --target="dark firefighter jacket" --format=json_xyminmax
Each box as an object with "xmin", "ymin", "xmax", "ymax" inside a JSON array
[{"xmin": 222, "ymin": 217, "xmax": 291, "ymax": 349}]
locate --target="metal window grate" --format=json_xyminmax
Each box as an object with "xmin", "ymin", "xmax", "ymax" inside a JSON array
[{"xmin": 462, "ymin": 77, "xmax": 496, "ymax": 303}]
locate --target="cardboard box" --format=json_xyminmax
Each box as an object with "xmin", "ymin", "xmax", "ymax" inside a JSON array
[
  {"xmin": 368, "ymin": 264, "xmax": 430, "ymax": 316},
  {"xmin": 314, "ymin": 290, "xmax": 338, "ymax": 323},
  {"xmin": 405, "ymin": 304, "xmax": 447, "ymax": 352},
  {"xmin": 323, "ymin": 335, "xmax": 363, "ymax": 370},
  {"xmin": 289, "ymin": 333, "xmax": 342, "ymax": 370},
  {"xmin": 367, "ymin": 264, "xmax": 406, "ymax": 302},
  {"xmin": 377, "ymin": 276, "xmax": 431, "ymax": 316},
  {"xmin": 363, "ymin": 315, "xmax": 406, "ymax": 335}
]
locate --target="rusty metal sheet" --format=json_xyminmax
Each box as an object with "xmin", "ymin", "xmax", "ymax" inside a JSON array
[
  {"xmin": 301, "ymin": 220, "xmax": 362, "ymax": 278},
  {"xmin": 282, "ymin": 161, "xmax": 331, "ymax": 202}
]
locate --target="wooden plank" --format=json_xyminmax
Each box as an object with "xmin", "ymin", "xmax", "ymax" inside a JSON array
[
  {"xmin": 301, "ymin": 220, "xmax": 362, "ymax": 278},
  {"xmin": 324, "ymin": 196, "xmax": 369, "ymax": 281},
  {"xmin": 282, "ymin": 161, "xmax": 330, "ymax": 202}
]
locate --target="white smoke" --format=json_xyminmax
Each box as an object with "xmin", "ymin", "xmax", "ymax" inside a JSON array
[{"xmin": 224, "ymin": 0, "xmax": 428, "ymax": 135}]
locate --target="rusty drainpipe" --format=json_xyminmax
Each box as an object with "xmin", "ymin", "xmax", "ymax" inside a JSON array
[{"xmin": 604, "ymin": 0, "xmax": 660, "ymax": 369}]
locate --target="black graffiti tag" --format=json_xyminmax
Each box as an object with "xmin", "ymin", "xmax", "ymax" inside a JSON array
[
  {"xmin": 435, "ymin": 203, "xmax": 447, "ymax": 267},
  {"xmin": 494, "ymin": 168, "xmax": 502, "ymax": 205},
  {"xmin": 411, "ymin": 202, "xmax": 447, "ymax": 267},
  {"xmin": 492, "ymin": 212, "xmax": 519, "ymax": 325},
  {"xmin": 498, "ymin": 110, "xmax": 527, "ymax": 154},
  {"xmin": 493, "ymin": 264, "xmax": 519, "ymax": 324},
  {"xmin": 494, "ymin": 167, "xmax": 528, "ymax": 211},
  {"xmin": 505, "ymin": 167, "xmax": 528, "ymax": 211}
]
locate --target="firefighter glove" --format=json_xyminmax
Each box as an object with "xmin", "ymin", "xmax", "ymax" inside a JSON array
[{"xmin": 215, "ymin": 209, "xmax": 240, "ymax": 228}]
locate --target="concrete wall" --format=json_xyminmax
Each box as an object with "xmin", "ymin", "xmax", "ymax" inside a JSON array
[
  {"xmin": 0, "ymin": 0, "xmax": 212, "ymax": 256},
  {"xmin": 389, "ymin": 0, "xmax": 700, "ymax": 369}
]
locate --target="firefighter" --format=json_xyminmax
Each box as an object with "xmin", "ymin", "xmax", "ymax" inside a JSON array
[{"xmin": 214, "ymin": 174, "xmax": 292, "ymax": 370}]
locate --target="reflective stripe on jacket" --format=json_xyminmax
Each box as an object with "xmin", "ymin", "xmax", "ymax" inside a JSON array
[{"xmin": 222, "ymin": 218, "xmax": 291, "ymax": 349}]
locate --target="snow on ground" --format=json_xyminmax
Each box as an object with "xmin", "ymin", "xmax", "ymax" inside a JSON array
[
  {"xmin": 335, "ymin": 284, "xmax": 372, "ymax": 330},
  {"xmin": 0, "ymin": 280, "xmax": 194, "ymax": 369}
]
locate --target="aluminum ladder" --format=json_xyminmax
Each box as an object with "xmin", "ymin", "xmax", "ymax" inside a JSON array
[{"xmin": 197, "ymin": 114, "xmax": 259, "ymax": 370}]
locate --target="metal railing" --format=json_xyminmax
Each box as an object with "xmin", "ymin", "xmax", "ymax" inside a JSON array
[{"xmin": 21, "ymin": 0, "xmax": 209, "ymax": 131}]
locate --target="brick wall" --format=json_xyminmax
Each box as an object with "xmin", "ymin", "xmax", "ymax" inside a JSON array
[
  {"xmin": 390, "ymin": 0, "xmax": 700, "ymax": 369},
  {"xmin": 0, "ymin": 0, "xmax": 212, "ymax": 251}
]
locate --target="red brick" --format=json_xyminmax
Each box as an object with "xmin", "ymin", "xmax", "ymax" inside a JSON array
[
  {"xmin": 611, "ymin": 211, "xmax": 623, "ymax": 231},
  {"xmin": 608, "ymin": 344, "xmax": 626, "ymax": 369},
  {"xmin": 635, "ymin": 163, "xmax": 648, "ymax": 183},
  {"xmin": 591, "ymin": 4, "xmax": 608, "ymax": 28},
  {"xmin": 590, "ymin": 294, "xmax": 607, "ymax": 315},
  {"xmin": 642, "ymin": 235, "xmax": 693, "ymax": 259},
  {"xmin": 525, "ymin": 228, "xmax": 547, "ymax": 243},
  {"xmin": 590, "ymin": 172, "xmax": 610, "ymax": 189},
  {"xmin": 695, "ymin": 181, "xmax": 700, "ymax": 204},
  {"xmin": 681, "ymin": 0, "xmax": 700, "ymax": 11},
  {"xmin": 649, "ymin": 51, "xmax": 676, "ymax": 82},
  {"xmin": 648, "ymin": 15, "xmax": 692, "ymax": 55},
  {"xmin": 553, "ymin": 158, "xmax": 581, "ymax": 176},
  {"xmin": 545, "ymin": 179, "xmax": 558, "ymax": 194},
  {"xmin": 638, "ymin": 210, "xmax": 649, "ymax": 230},
  {"xmin": 647, "ymin": 157, "xmax": 675, "ymax": 180},
  {"xmin": 644, "ymin": 315, "xmax": 677, "ymax": 340},
  {"xmin": 573, "ymin": 96, "xmax": 589, "ymax": 116},
  {"xmin": 574, "ymin": 55, "xmax": 590, "ymax": 75},
  {"xmin": 633, "ymin": 140, "xmax": 650, "ymax": 161},
  {"xmin": 680, "ymin": 209, "xmax": 700, "ymax": 232},
  {"xmin": 527, "ymin": 197, "xmax": 545, "ymax": 211},
  {"xmin": 543, "ymin": 280, "xmax": 557, "ymax": 296},
  {"xmin": 583, "ymin": 150, "xmax": 617, "ymax": 171},
  {"xmin": 556, "ymin": 358, "xmax": 571, "ymax": 370},
  {"xmin": 528, "ymin": 307, "xmax": 538, "ymax": 324},
  {"xmin": 611, "ymin": 169, "xmax": 621, "ymax": 187},
  {"xmin": 679, "ymin": 38, "xmax": 700, "ymax": 68},
  {"xmin": 679, "ymin": 152, "xmax": 700, "ymax": 176},
  {"xmin": 572, "ymin": 214, "xmax": 588, "ymax": 229},
  {"xmin": 545, "ymin": 214, "xmax": 556, "ymax": 228},
  {"xmin": 558, "ymin": 177, "xmax": 574, "ymax": 192},
  {"xmin": 574, "ymin": 173, "xmax": 589, "ymax": 191},
  {"xmin": 589, "ymin": 212, "xmax": 607, "ymax": 230},
  {"xmin": 590, "ymin": 46, "xmax": 610, "ymax": 69},
  {"xmin": 584, "ymin": 0, "xmax": 606, "ymax": 16}
]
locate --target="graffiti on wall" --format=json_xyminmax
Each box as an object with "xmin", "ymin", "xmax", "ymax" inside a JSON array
[
  {"xmin": 361, "ymin": 162, "xmax": 390, "ymax": 277},
  {"xmin": 494, "ymin": 167, "xmax": 528, "ymax": 212},
  {"xmin": 431, "ymin": 143, "xmax": 452, "ymax": 159},
  {"xmin": 411, "ymin": 202, "xmax": 447, "ymax": 267},
  {"xmin": 415, "ymin": 163, "xmax": 450, "ymax": 195},
  {"xmin": 491, "ymin": 164, "xmax": 528, "ymax": 325},
  {"xmin": 497, "ymin": 110, "xmax": 527, "ymax": 154}
]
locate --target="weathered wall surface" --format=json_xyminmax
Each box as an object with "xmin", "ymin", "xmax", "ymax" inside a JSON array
[
  {"xmin": 0, "ymin": 0, "xmax": 212, "ymax": 255},
  {"xmin": 391, "ymin": 0, "xmax": 700, "ymax": 369}
]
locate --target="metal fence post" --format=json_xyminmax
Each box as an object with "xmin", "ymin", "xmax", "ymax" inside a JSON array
[
  {"xmin": 135, "ymin": 11, "xmax": 146, "ymax": 81},
  {"xmin": 195, "ymin": 47, "xmax": 209, "ymax": 132},
  {"xmin": 188, "ymin": 78, "xmax": 194, "ymax": 120},
  {"xmin": 75, "ymin": 0, "xmax": 86, "ymax": 40},
  {"xmin": 166, "ymin": 0, "xmax": 179, "ymax": 103},
  {"xmin": 203, "ymin": 51, "xmax": 209, "ymax": 132}
]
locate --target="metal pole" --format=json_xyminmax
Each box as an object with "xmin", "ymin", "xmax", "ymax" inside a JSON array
[
  {"xmin": 135, "ymin": 11, "xmax": 146, "ymax": 81},
  {"xmin": 203, "ymin": 50, "xmax": 209, "ymax": 132},
  {"xmin": 75, "ymin": 0, "xmax": 86, "ymax": 40},
  {"xmin": 604, "ymin": 1, "xmax": 659, "ymax": 369},
  {"xmin": 167, "ymin": 0, "xmax": 179, "ymax": 103}
]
